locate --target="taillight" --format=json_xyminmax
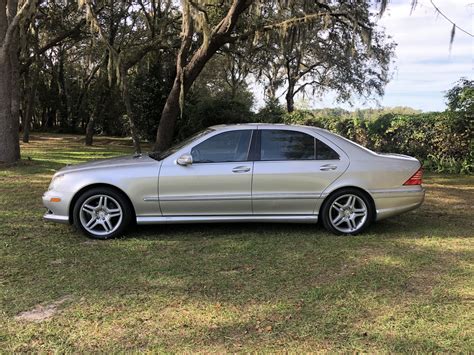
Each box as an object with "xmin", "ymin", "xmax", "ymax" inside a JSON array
[{"xmin": 404, "ymin": 167, "xmax": 423, "ymax": 185}]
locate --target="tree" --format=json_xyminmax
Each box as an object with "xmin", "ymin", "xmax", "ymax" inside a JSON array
[
  {"xmin": 445, "ymin": 78, "xmax": 473, "ymax": 113},
  {"xmin": 0, "ymin": 0, "xmax": 36, "ymax": 164},
  {"xmin": 78, "ymin": 0, "xmax": 177, "ymax": 152},
  {"xmin": 153, "ymin": 0, "xmax": 397, "ymax": 152},
  {"xmin": 153, "ymin": 0, "xmax": 254, "ymax": 152},
  {"xmin": 20, "ymin": 1, "xmax": 86, "ymax": 140},
  {"xmin": 271, "ymin": 2, "xmax": 395, "ymax": 112}
]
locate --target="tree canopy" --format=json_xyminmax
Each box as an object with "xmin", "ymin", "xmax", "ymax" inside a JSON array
[{"xmin": 0, "ymin": 0, "xmax": 471, "ymax": 163}]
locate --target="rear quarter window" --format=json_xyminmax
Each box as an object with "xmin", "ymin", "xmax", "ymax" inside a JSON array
[{"xmin": 316, "ymin": 139, "xmax": 339, "ymax": 160}]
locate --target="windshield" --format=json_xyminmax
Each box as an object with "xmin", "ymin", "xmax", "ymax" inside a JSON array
[{"xmin": 148, "ymin": 128, "xmax": 214, "ymax": 161}]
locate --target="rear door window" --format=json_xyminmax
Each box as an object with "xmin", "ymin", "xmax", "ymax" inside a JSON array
[{"xmin": 260, "ymin": 130, "xmax": 315, "ymax": 161}]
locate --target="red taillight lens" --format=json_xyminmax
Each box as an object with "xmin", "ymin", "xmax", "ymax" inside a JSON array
[{"xmin": 404, "ymin": 167, "xmax": 423, "ymax": 185}]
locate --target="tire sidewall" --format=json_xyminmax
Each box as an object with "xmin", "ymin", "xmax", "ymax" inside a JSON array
[
  {"xmin": 321, "ymin": 188, "xmax": 374, "ymax": 235},
  {"xmin": 73, "ymin": 187, "xmax": 132, "ymax": 239}
]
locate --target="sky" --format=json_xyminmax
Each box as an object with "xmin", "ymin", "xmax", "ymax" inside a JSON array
[{"xmin": 253, "ymin": 0, "xmax": 473, "ymax": 112}]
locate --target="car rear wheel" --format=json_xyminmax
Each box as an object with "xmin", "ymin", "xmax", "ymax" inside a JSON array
[
  {"xmin": 73, "ymin": 187, "xmax": 132, "ymax": 239},
  {"xmin": 321, "ymin": 188, "xmax": 374, "ymax": 235}
]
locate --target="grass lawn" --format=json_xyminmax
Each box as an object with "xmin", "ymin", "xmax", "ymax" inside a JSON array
[{"xmin": 0, "ymin": 133, "xmax": 473, "ymax": 352}]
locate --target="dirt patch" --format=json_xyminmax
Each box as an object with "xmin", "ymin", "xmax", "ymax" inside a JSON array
[{"xmin": 15, "ymin": 295, "xmax": 73, "ymax": 322}]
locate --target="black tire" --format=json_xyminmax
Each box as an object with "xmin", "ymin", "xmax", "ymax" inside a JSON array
[
  {"xmin": 73, "ymin": 187, "xmax": 133, "ymax": 239},
  {"xmin": 321, "ymin": 188, "xmax": 374, "ymax": 235}
]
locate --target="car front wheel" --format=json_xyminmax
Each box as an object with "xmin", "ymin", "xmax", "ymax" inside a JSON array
[
  {"xmin": 73, "ymin": 187, "xmax": 132, "ymax": 239},
  {"xmin": 321, "ymin": 189, "xmax": 374, "ymax": 235}
]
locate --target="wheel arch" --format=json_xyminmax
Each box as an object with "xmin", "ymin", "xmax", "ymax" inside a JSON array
[
  {"xmin": 68, "ymin": 183, "xmax": 136, "ymax": 223},
  {"xmin": 319, "ymin": 186, "xmax": 376, "ymax": 222}
]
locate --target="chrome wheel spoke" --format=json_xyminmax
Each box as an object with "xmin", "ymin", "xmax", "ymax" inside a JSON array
[
  {"xmin": 82, "ymin": 204, "xmax": 95, "ymax": 216},
  {"xmin": 348, "ymin": 218, "xmax": 357, "ymax": 230},
  {"xmin": 102, "ymin": 220, "xmax": 112, "ymax": 232},
  {"xmin": 346, "ymin": 195, "xmax": 355, "ymax": 208},
  {"xmin": 86, "ymin": 218, "xmax": 98, "ymax": 229},
  {"xmin": 97, "ymin": 196, "xmax": 104, "ymax": 209},
  {"xmin": 334, "ymin": 216, "xmax": 346, "ymax": 227}
]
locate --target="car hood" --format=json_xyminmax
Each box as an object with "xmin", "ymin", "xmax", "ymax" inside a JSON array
[{"xmin": 56, "ymin": 154, "xmax": 156, "ymax": 175}]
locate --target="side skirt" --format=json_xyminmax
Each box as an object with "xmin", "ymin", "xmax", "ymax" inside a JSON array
[{"xmin": 136, "ymin": 215, "xmax": 319, "ymax": 225}]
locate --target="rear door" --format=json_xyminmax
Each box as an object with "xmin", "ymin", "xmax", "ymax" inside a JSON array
[{"xmin": 252, "ymin": 128, "xmax": 349, "ymax": 215}]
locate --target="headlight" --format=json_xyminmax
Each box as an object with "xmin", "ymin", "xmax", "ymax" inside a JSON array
[{"xmin": 48, "ymin": 174, "xmax": 65, "ymax": 191}]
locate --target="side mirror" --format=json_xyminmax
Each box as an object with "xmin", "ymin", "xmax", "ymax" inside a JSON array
[{"xmin": 177, "ymin": 153, "xmax": 193, "ymax": 166}]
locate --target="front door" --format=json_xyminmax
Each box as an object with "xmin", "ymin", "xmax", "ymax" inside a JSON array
[
  {"xmin": 252, "ymin": 129, "xmax": 348, "ymax": 215},
  {"xmin": 159, "ymin": 130, "xmax": 254, "ymax": 216}
]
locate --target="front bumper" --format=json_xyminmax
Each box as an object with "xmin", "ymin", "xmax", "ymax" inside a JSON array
[{"xmin": 42, "ymin": 190, "xmax": 73, "ymax": 224}]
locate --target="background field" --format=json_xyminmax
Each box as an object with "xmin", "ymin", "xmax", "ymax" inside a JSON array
[{"xmin": 0, "ymin": 134, "xmax": 473, "ymax": 352}]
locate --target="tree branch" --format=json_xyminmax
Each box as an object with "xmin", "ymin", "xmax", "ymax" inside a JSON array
[
  {"xmin": 0, "ymin": 0, "xmax": 36, "ymax": 57},
  {"xmin": 21, "ymin": 18, "xmax": 85, "ymax": 72}
]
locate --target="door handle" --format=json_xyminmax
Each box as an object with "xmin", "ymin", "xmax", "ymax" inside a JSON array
[
  {"xmin": 320, "ymin": 164, "xmax": 337, "ymax": 171},
  {"xmin": 232, "ymin": 166, "xmax": 251, "ymax": 173}
]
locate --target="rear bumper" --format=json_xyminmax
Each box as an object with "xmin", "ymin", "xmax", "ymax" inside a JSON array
[{"xmin": 372, "ymin": 187, "xmax": 425, "ymax": 221}]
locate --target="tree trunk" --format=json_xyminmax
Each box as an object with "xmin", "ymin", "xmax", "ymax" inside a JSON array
[
  {"xmin": 85, "ymin": 116, "xmax": 95, "ymax": 146},
  {"xmin": 58, "ymin": 48, "xmax": 69, "ymax": 131},
  {"xmin": 0, "ymin": 53, "xmax": 20, "ymax": 163},
  {"xmin": 0, "ymin": 1, "xmax": 21, "ymax": 164},
  {"xmin": 121, "ymin": 71, "xmax": 141, "ymax": 154},
  {"xmin": 286, "ymin": 81, "xmax": 295, "ymax": 113},
  {"xmin": 22, "ymin": 73, "xmax": 36, "ymax": 143},
  {"xmin": 85, "ymin": 89, "xmax": 107, "ymax": 146},
  {"xmin": 153, "ymin": 76, "xmax": 182, "ymax": 152}
]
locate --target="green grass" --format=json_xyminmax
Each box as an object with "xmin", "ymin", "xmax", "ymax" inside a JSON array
[{"xmin": 0, "ymin": 133, "xmax": 473, "ymax": 352}]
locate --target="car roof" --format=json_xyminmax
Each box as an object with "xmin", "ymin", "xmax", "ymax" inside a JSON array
[
  {"xmin": 208, "ymin": 123, "xmax": 376, "ymax": 158},
  {"xmin": 209, "ymin": 123, "xmax": 327, "ymax": 131}
]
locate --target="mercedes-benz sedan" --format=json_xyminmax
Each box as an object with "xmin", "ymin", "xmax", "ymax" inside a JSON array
[{"xmin": 43, "ymin": 124, "xmax": 425, "ymax": 239}]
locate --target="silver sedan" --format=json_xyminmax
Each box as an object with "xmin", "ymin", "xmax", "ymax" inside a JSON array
[{"xmin": 43, "ymin": 124, "xmax": 425, "ymax": 239}]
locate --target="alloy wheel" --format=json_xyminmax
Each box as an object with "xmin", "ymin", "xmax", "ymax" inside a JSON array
[
  {"xmin": 79, "ymin": 194, "xmax": 123, "ymax": 237},
  {"xmin": 329, "ymin": 194, "xmax": 368, "ymax": 233}
]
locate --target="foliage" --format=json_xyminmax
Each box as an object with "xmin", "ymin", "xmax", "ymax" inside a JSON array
[
  {"xmin": 255, "ymin": 99, "xmax": 286, "ymax": 123},
  {"xmin": 131, "ymin": 59, "xmax": 176, "ymax": 142},
  {"xmin": 445, "ymin": 78, "xmax": 474, "ymax": 113},
  {"xmin": 178, "ymin": 89, "xmax": 254, "ymax": 141}
]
